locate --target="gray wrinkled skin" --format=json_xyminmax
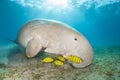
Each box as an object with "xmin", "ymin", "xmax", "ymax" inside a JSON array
[{"xmin": 17, "ymin": 19, "xmax": 93, "ymax": 68}]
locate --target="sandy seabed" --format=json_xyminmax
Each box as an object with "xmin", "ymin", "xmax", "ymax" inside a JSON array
[{"xmin": 0, "ymin": 47, "xmax": 120, "ymax": 80}]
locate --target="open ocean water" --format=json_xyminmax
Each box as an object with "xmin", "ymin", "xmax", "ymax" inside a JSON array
[{"xmin": 0, "ymin": 0, "xmax": 120, "ymax": 80}]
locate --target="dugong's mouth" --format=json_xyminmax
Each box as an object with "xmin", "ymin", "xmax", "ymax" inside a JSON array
[
  {"xmin": 63, "ymin": 54, "xmax": 92, "ymax": 68},
  {"xmin": 68, "ymin": 55, "xmax": 93, "ymax": 68}
]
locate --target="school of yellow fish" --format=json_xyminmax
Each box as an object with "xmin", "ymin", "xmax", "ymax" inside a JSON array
[{"xmin": 41, "ymin": 55, "xmax": 82, "ymax": 66}]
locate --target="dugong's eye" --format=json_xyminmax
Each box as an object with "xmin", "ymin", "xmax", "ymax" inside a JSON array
[{"xmin": 74, "ymin": 38, "xmax": 77, "ymax": 41}]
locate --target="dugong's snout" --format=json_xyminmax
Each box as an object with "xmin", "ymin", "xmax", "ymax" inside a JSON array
[
  {"xmin": 72, "ymin": 55, "xmax": 93, "ymax": 68},
  {"xmin": 70, "ymin": 49, "xmax": 93, "ymax": 68},
  {"xmin": 66, "ymin": 41, "xmax": 94, "ymax": 68}
]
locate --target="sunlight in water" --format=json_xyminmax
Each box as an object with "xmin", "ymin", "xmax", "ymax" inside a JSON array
[
  {"xmin": 46, "ymin": 0, "xmax": 68, "ymax": 7},
  {"xmin": 10, "ymin": 0, "xmax": 120, "ymax": 14},
  {"xmin": 42, "ymin": 0, "xmax": 73, "ymax": 13},
  {"xmin": 10, "ymin": 0, "xmax": 120, "ymax": 9}
]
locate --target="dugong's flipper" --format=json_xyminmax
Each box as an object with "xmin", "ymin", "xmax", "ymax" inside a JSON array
[{"xmin": 26, "ymin": 39, "xmax": 42, "ymax": 58}]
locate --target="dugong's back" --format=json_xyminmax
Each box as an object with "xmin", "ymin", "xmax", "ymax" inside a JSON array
[{"xmin": 17, "ymin": 19, "xmax": 77, "ymax": 47}]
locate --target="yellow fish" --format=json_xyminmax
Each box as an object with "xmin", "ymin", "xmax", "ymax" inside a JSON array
[
  {"xmin": 41, "ymin": 57, "xmax": 54, "ymax": 63},
  {"xmin": 54, "ymin": 60, "xmax": 64, "ymax": 66},
  {"xmin": 56, "ymin": 56, "xmax": 65, "ymax": 62},
  {"xmin": 66, "ymin": 55, "xmax": 82, "ymax": 63},
  {"xmin": 26, "ymin": 53, "xmax": 31, "ymax": 58}
]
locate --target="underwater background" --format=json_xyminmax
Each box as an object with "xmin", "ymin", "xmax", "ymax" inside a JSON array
[{"xmin": 0, "ymin": 0, "xmax": 120, "ymax": 80}]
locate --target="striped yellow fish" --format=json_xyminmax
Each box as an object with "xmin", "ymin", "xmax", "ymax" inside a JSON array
[
  {"xmin": 54, "ymin": 60, "xmax": 64, "ymax": 66},
  {"xmin": 56, "ymin": 56, "xmax": 65, "ymax": 62},
  {"xmin": 66, "ymin": 55, "xmax": 82, "ymax": 63},
  {"xmin": 41, "ymin": 57, "xmax": 54, "ymax": 63}
]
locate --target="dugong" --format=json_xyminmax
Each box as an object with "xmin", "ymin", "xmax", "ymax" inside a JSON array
[{"xmin": 17, "ymin": 19, "xmax": 93, "ymax": 68}]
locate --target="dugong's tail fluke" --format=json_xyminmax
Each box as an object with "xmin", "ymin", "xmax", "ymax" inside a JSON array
[{"xmin": 7, "ymin": 39, "xmax": 25, "ymax": 53}]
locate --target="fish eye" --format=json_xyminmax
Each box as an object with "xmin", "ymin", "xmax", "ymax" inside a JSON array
[{"xmin": 74, "ymin": 38, "xmax": 77, "ymax": 41}]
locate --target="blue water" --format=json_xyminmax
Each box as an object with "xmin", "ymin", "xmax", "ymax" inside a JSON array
[{"xmin": 0, "ymin": 0, "xmax": 120, "ymax": 47}]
